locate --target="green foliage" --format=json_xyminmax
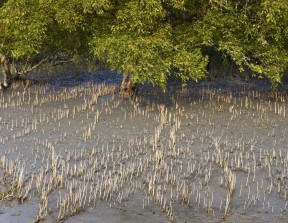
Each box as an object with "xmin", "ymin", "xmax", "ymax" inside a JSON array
[
  {"xmin": 91, "ymin": 24, "xmax": 173, "ymax": 88},
  {"xmin": 193, "ymin": 0, "xmax": 288, "ymax": 84},
  {"xmin": 0, "ymin": 0, "xmax": 51, "ymax": 58},
  {"xmin": 1, "ymin": 0, "xmax": 288, "ymax": 87},
  {"xmin": 90, "ymin": 0, "xmax": 209, "ymax": 88}
]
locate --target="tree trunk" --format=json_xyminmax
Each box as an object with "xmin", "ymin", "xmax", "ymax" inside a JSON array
[
  {"xmin": 0, "ymin": 53, "xmax": 12, "ymax": 89},
  {"xmin": 119, "ymin": 73, "xmax": 134, "ymax": 98}
]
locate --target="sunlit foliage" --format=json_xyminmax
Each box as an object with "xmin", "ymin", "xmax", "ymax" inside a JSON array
[{"xmin": 1, "ymin": 0, "xmax": 288, "ymax": 87}]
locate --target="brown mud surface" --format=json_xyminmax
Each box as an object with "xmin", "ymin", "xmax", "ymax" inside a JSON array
[{"xmin": 0, "ymin": 72, "xmax": 288, "ymax": 222}]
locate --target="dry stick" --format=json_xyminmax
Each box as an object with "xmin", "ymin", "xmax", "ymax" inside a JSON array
[{"xmin": 223, "ymin": 165, "xmax": 236, "ymax": 216}]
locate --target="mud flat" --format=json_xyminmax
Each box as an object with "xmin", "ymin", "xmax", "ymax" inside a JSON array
[{"xmin": 0, "ymin": 74, "xmax": 288, "ymax": 223}]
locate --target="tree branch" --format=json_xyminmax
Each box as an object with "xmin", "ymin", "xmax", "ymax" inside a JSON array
[
  {"xmin": 16, "ymin": 57, "xmax": 49, "ymax": 76},
  {"xmin": 50, "ymin": 58, "xmax": 74, "ymax": 67}
]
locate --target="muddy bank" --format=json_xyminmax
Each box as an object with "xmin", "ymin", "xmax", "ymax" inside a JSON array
[{"xmin": 0, "ymin": 74, "xmax": 288, "ymax": 222}]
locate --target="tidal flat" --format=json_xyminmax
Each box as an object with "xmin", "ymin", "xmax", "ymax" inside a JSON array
[{"xmin": 0, "ymin": 73, "xmax": 288, "ymax": 223}]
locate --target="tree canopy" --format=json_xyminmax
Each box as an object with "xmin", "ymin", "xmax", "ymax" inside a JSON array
[{"xmin": 1, "ymin": 0, "xmax": 288, "ymax": 91}]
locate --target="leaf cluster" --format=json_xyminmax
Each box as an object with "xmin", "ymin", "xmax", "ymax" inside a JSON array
[{"xmin": 1, "ymin": 0, "xmax": 288, "ymax": 86}]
